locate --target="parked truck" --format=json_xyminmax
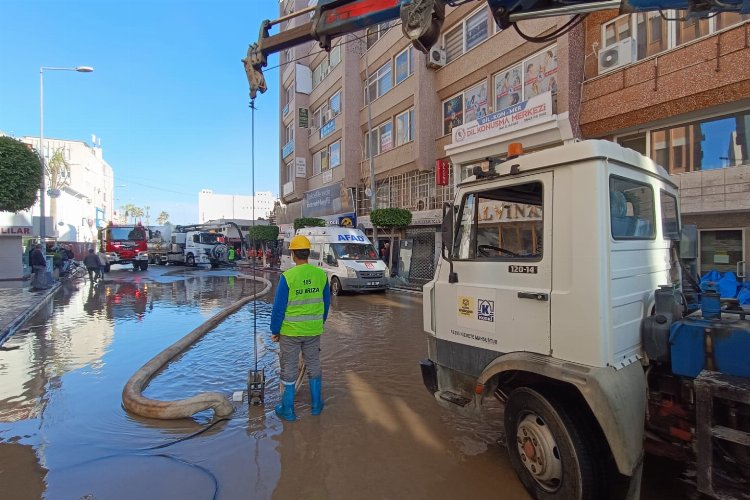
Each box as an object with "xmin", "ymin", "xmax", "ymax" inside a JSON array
[
  {"xmin": 98, "ymin": 222, "xmax": 151, "ymax": 272},
  {"xmin": 147, "ymin": 224, "xmax": 230, "ymax": 267},
  {"xmin": 420, "ymin": 140, "xmax": 750, "ymax": 499}
]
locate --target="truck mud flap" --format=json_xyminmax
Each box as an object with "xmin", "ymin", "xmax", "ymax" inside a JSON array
[{"xmin": 420, "ymin": 359, "xmax": 438, "ymax": 394}]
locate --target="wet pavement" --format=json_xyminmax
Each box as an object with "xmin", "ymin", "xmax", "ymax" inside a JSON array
[
  {"xmin": 0, "ymin": 280, "xmax": 60, "ymax": 345},
  {"xmin": 0, "ymin": 265, "xmax": 693, "ymax": 499}
]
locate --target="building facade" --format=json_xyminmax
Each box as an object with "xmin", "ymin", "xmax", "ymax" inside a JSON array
[
  {"xmin": 198, "ymin": 189, "xmax": 276, "ymax": 222},
  {"xmin": 580, "ymin": 11, "xmax": 750, "ymax": 276},
  {"xmin": 278, "ymin": 2, "xmax": 750, "ymax": 285}
]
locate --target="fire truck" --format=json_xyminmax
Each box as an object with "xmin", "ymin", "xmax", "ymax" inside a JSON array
[
  {"xmin": 98, "ymin": 222, "xmax": 151, "ymax": 272},
  {"xmin": 245, "ymin": 1, "xmax": 750, "ymax": 499}
]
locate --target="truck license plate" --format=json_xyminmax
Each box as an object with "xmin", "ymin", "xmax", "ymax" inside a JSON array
[
  {"xmin": 368, "ymin": 281, "xmax": 377, "ymax": 286},
  {"xmin": 508, "ymin": 265, "xmax": 538, "ymax": 274}
]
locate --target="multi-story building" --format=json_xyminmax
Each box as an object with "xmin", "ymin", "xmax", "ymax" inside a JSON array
[
  {"xmin": 198, "ymin": 189, "xmax": 276, "ymax": 222},
  {"xmin": 277, "ymin": 1, "xmax": 580, "ymax": 287},
  {"xmin": 580, "ymin": 11, "xmax": 750, "ymax": 276},
  {"xmin": 278, "ymin": 2, "xmax": 749, "ymax": 285},
  {"xmin": 16, "ymin": 135, "xmax": 114, "ymax": 243}
]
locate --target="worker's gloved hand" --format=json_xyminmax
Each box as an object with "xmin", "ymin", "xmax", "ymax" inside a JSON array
[{"xmin": 271, "ymin": 334, "xmax": 280, "ymax": 343}]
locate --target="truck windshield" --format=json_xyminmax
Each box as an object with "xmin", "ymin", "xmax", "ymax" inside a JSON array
[
  {"xmin": 199, "ymin": 233, "xmax": 223, "ymax": 244},
  {"xmin": 108, "ymin": 227, "xmax": 149, "ymax": 241},
  {"xmin": 332, "ymin": 243, "xmax": 378, "ymax": 260}
]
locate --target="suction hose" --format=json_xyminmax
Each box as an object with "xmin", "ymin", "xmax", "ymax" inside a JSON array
[{"xmin": 122, "ymin": 275, "xmax": 273, "ymax": 419}]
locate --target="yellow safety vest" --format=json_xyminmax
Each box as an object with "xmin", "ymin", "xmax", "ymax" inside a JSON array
[{"xmin": 280, "ymin": 263, "xmax": 327, "ymax": 336}]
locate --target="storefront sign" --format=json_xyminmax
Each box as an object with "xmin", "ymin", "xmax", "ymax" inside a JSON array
[
  {"xmin": 295, "ymin": 157, "xmax": 307, "ymax": 178},
  {"xmin": 452, "ymin": 92, "xmax": 554, "ymax": 146},
  {"xmin": 320, "ymin": 120, "xmax": 335, "ymax": 139},
  {"xmin": 298, "ymin": 107, "xmax": 309, "ymax": 128},
  {"xmin": 302, "ymin": 182, "xmax": 352, "ymax": 218},
  {"xmin": 0, "ymin": 226, "xmax": 32, "ymax": 236}
]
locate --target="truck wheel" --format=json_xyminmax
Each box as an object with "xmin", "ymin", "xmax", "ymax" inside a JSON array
[
  {"xmin": 504, "ymin": 387, "xmax": 604, "ymax": 500},
  {"xmin": 141, "ymin": 262, "xmax": 148, "ymax": 271},
  {"xmin": 186, "ymin": 254, "xmax": 195, "ymax": 266},
  {"xmin": 331, "ymin": 277, "xmax": 343, "ymax": 296}
]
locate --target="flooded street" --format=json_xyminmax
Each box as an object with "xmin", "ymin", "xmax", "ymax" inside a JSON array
[{"xmin": 0, "ymin": 267, "xmax": 689, "ymax": 499}]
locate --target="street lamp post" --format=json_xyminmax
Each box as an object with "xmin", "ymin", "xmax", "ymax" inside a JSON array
[{"xmin": 39, "ymin": 65, "xmax": 94, "ymax": 245}]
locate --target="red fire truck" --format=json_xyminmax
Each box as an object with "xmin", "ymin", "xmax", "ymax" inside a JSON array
[{"xmin": 97, "ymin": 223, "xmax": 151, "ymax": 272}]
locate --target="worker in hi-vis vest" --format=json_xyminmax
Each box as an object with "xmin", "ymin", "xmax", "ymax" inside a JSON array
[{"xmin": 270, "ymin": 234, "xmax": 331, "ymax": 421}]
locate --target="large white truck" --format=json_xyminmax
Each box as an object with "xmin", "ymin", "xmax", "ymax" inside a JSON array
[
  {"xmin": 421, "ymin": 140, "xmax": 750, "ymax": 499},
  {"xmin": 148, "ymin": 224, "xmax": 230, "ymax": 267}
]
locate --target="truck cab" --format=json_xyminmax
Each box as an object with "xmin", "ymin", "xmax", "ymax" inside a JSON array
[
  {"xmin": 422, "ymin": 140, "xmax": 681, "ymax": 498},
  {"xmin": 282, "ymin": 227, "xmax": 389, "ymax": 295}
]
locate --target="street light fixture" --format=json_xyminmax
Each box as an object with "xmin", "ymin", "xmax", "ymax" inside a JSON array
[{"xmin": 39, "ymin": 65, "xmax": 94, "ymax": 244}]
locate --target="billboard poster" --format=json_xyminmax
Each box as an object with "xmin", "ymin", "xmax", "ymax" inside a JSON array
[
  {"xmin": 443, "ymin": 95, "xmax": 463, "ymax": 136},
  {"xmin": 464, "ymin": 81, "xmax": 488, "ymax": 123},
  {"xmin": 494, "ymin": 65, "xmax": 523, "ymax": 111},
  {"xmin": 302, "ymin": 182, "xmax": 353, "ymax": 218},
  {"xmin": 524, "ymin": 46, "xmax": 558, "ymax": 99}
]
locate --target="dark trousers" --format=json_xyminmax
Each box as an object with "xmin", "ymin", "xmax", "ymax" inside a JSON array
[{"xmin": 87, "ymin": 267, "xmax": 98, "ymax": 281}]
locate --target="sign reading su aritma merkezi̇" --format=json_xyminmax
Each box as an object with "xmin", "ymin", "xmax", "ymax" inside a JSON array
[{"xmin": 452, "ymin": 92, "xmax": 554, "ymax": 146}]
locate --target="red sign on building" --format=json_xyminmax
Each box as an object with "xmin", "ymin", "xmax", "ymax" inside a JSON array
[{"xmin": 436, "ymin": 159, "xmax": 450, "ymax": 186}]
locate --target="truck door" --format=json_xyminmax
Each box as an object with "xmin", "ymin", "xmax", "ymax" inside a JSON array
[{"xmin": 434, "ymin": 172, "xmax": 552, "ymax": 355}]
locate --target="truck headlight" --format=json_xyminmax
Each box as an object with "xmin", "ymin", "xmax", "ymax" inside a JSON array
[{"xmin": 346, "ymin": 267, "xmax": 357, "ymax": 278}]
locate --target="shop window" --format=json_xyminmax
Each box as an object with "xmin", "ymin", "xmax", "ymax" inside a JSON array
[
  {"xmin": 453, "ymin": 182, "xmax": 543, "ymax": 260},
  {"xmin": 700, "ymin": 229, "xmax": 744, "ymax": 274},
  {"xmin": 493, "ymin": 46, "xmax": 558, "ymax": 114},
  {"xmin": 609, "ymin": 176, "xmax": 655, "ymax": 240},
  {"xmin": 649, "ymin": 111, "xmax": 750, "ymax": 173}
]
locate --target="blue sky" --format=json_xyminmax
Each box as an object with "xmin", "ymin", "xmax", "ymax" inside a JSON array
[{"xmin": 0, "ymin": 0, "xmax": 282, "ymax": 224}]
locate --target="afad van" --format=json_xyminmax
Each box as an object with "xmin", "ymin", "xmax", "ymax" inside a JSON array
[{"xmin": 280, "ymin": 227, "xmax": 389, "ymax": 296}]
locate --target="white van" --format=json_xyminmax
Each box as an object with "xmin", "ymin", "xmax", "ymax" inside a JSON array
[{"xmin": 280, "ymin": 227, "xmax": 389, "ymax": 295}]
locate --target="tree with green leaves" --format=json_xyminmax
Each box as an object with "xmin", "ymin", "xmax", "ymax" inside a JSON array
[
  {"xmin": 294, "ymin": 217, "xmax": 327, "ymax": 230},
  {"xmin": 0, "ymin": 136, "xmax": 42, "ymax": 213},
  {"xmin": 247, "ymin": 225, "xmax": 279, "ymax": 267},
  {"xmin": 370, "ymin": 208, "xmax": 412, "ymax": 228},
  {"xmin": 156, "ymin": 211, "xmax": 169, "ymax": 225}
]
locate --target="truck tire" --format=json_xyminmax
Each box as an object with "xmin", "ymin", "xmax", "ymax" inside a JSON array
[
  {"xmin": 504, "ymin": 387, "xmax": 604, "ymax": 500},
  {"xmin": 141, "ymin": 262, "xmax": 148, "ymax": 271},
  {"xmin": 186, "ymin": 254, "xmax": 195, "ymax": 267},
  {"xmin": 331, "ymin": 277, "xmax": 343, "ymax": 296}
]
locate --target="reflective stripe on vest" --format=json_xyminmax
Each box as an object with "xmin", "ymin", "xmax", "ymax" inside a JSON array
[{"xmin": 280, "ymin": 263, "xmax": 327, "ymax": 336}]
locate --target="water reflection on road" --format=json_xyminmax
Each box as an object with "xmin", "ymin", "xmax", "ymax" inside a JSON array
[{"xmin": 0, "ymin": 268, "xmax": 688, "ymax": 499}]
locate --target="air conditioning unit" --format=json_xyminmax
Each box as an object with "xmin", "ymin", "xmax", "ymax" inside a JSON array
[
  {"xmin": 415, "ymin": 197, "xmax": 430, "ymax": 211},
  {"xmin": 427, "ymin": 48, "xmax": 446, "ymax": 69},
  {"xmin": 598, "ymin": 37, "xmax": 637, "ymax": 74}
]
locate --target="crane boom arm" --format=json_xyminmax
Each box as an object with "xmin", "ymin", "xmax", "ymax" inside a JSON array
[{"xmin": 242, "ymin": 0, "xmax": 749, "ymax": 99}]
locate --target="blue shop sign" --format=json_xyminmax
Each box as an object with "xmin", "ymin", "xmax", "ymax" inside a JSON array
[{"xmin": 320, "ymin": 120, "xmax": 335, "ymax": 139}]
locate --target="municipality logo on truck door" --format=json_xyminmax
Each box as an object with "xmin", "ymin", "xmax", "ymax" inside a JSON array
[{"xmin": 477, "ymin": 299, "xmax": 495, "ymax": 322}]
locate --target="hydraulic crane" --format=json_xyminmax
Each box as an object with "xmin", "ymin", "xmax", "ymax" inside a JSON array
[{"xmin": 242, "ymin": 0, "xmax": 749, "ymax": 99}]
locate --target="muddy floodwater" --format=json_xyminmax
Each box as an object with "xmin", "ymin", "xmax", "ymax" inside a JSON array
[{"xmin": 0, "ymin": 269, "xmax": 690, "ymax": 499}]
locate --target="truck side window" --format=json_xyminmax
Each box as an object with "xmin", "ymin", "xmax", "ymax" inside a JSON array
[
  {"xmin": 309, "ymin": 245, "xmax": 321, "ymax": 260},
  {"xmin": 610, "ymin": 176, "xmax": 655, "ymax": 240},
  {"xmin": 322, "ymin": 244, "xmax": 337, "ymax": 265},
  {"xmin": 453, "ymin": 182, "xmax": 543, "ymax": 261},
  {"xmin": 660, "ymin": 190, "xmax": 680, "ymax": 240}
]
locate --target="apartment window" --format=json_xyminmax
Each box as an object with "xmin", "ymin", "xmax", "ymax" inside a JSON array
[
  {"xmin": 286, "ymin": 161, "xmax": 294, "ymax": 183},
  {"xmin": 443, "ymin": 6, "xmax": 491, "ymax": 63},
  {"xmin": 396, "ymin": 108, "xmax": 414, "ymax": 146},
  {"xmin": 675, "ymin": 10, "xmax": 710, "ymax": 45},
  {"xmin": 329, "ymin": 140, "xmax": 341, "ymax": 168},
  {"xmin": 617, "ymin": 133, "xmax": 647, "ymax": 156},
  {"xmin": 285, "ymin": 123, "xmax": 294, "ymax": 144},
  {"xmin": 314, "ymin": 147, "xmax": 329, "ymax": 173},
  {"xmin": 312, "ymin": 44, "xmax": 341, "ymax": 88},
  {"xmin": 330, "ymin": 91, "xmax": 341, "ymax": 115},
  {"xmin": 443, "ymin": 80, "xmax": 489, "ymax": 135},
  {"xmin": 603, "ymin": 15, "xmax": 632, "ymax": 46},
  {"xmin": 649, "ymin": 111, "xmax": 750, "ymax": 173},
  {"xmin": 366, "ymin": 22, "xmax": 393, "ymax": 48},
  {"xmin": 395, "ymin": 46, "xmax": 414, "ymax": 84},
  {"xmin": 364, "ymin": 61, "xmax": 392, "ymax": 104},
  {"xmin": 364, "ymin": 120, "xmax": 393, "ymax": 158}
]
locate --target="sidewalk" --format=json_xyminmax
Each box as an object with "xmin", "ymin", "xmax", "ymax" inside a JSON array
[{"xmin": 0, "ymin": 279, "xmax": 61, "ymax": 346}]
